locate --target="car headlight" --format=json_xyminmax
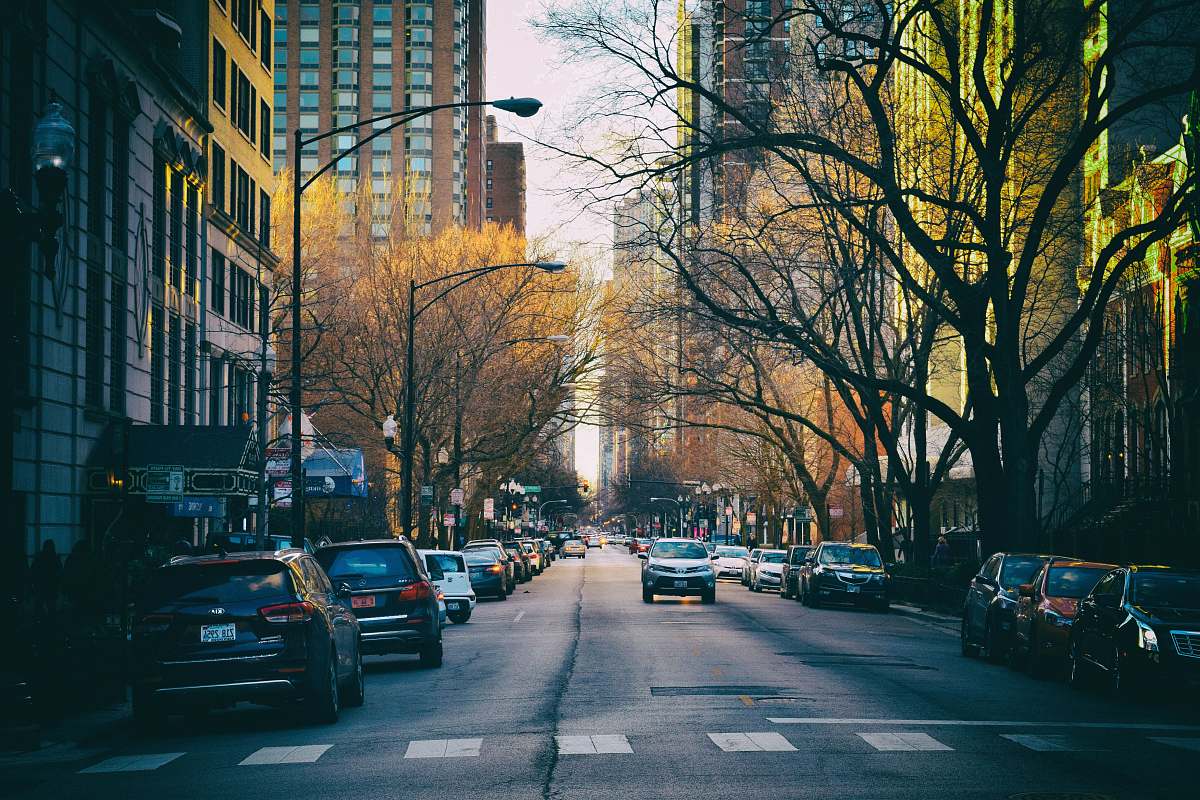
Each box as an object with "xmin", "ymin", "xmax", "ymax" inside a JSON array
[
  {"xmin": 1043, "ymin": 611, "xmax": 1072, "ymax": 628},
  {"xmin": 1136, "ymin": 620, "xmax": 1159, "ymax": 652}
]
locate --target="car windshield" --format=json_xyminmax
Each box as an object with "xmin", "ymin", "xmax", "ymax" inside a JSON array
[
  {"xmin": 426, "ymin": 553, "xmax": 465, "ymax": 574},
  {"xmin": 1045, "ymin": 567, "xmax": 1110, "ymax": 598},
  {"xmin": 140, "ymin": 560, "xmax": 292, "ymax": 610},
  {"xmin": 760, "ymin": 551, "xmax": 786, "ymax": 564},
  {"xmin": 999, "ymin": 556, "xmax": 1046, "ymax": 590},
  {"xmin": 316, "ymin": 546, "xmax": 417, "ymax": 581},
  {"xmin": 715, "ymin": 547, "xmax": 750, "ymax": 558},
  {"xmin": 819, "ymin": 546, "xmax": 882, "ymax": 567},
  {"xmin": 650, "ymin": 541, "xmax": 709, "ymax": 559},
  {"xmin": 464, "ymin": 551, "xmax": 499, "ymax": 566},
  {"xmin": 1132, "ymin": 573, "xmax": 1200, "ymax": 609}
]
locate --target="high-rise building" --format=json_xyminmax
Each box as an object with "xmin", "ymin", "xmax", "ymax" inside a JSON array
[
  {"xmin": 483, "ymin": 114, "xmax": 526, "ymax": 233},
  {"xmin": 273, "ymin": 0, "xmax": 487, "ymax": 236}
]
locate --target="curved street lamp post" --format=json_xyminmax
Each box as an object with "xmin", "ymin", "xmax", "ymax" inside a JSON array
[{"xmin": 288, "ymin": 97, "xmax": 543, "ymax": 544}]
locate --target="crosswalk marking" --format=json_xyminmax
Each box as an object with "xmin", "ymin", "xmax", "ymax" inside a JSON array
[
  {"xmin": 79, "ymin": 753, "xmax": 186, "ymax": 773},
  {"xmin": 858, "ymin": 732, "xmax": 953, "ymax": 752},
  {"xmin": 708, "ymin": 732, "xmax": 796, "ymax": 752},
  {"xmin": 1150, "ymin": 737, "xmax": 1200, "ymax": 752},
  {"xmin": 556, "ymin": 735, "xmax": 633, "ymax": 755},
  {"xmin": 1001, "ymin": 734, "xmax": 1103, "ymax": 752},
  {"xmin": 404, "ymin": 738, "xmax": 483, "ymax": 759},
  {"xmin": 240, "ymin": 745, "xmax": 332, "ymax": 765}
]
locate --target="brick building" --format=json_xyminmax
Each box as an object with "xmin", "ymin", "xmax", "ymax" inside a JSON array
[{"xmin": 483, "ymin": 114, "xmax": 525, "ymax": 233}]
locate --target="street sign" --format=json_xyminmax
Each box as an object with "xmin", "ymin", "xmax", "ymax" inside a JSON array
[
  {"xmin": 795, "ymin": 507, "xmax": 813, "ymax": 522},
  {"xmin": 724, "ymin": 506, "xmax": 733, "ymax": 517},
  {"xmin": 146, "ymin": 464, "xmax": 184, "ymax": 503},
  {"xmin": 264, "ymin": 447, "xmax": 291, "ymax": 477},
  {"xmin": 420, "ymin": 485, "xmax": 434, "ymax": 507},
  {"xmin": 483, "ymin": 498, "xmax": 495, "ymax": 520},
  {"xmin": 828, "ymin": 504, "xmax": 844, "ymax": 518},
  {"xmin": 522, "ymin": 484, "xmax": 541, "ymax": 494},
  {"xmin": 274, "ymin": 480, "xmax": 292, "ymax": 508},
  {"xmin": 745, "ymin": 512, "xmax": 757, "ymax": 526},
  {"xmin": 443, "ymin": 513, "xmax": 456, "ymax": 527},
  {"xmin": 450, "ymin": 487, "xmax": 464, "ymax": 506},
  {"xmin": 168, "ymin": 497, "xmax": 226, "ymax": 518}
]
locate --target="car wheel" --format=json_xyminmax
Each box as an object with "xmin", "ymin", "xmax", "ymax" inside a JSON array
[
  {"xmin": 701, "ymin": 589, "xmax": 716, "ymax": 605},
  {"xmin": 310, "ymin": 648, "xmax": 340, "ymax": 724},
  {"xmin": 418, "ymin": 640, "xmax": 444, "ymax": 669},
  {"xmin": 497, "ymin": 586, "xmax": 508, "ymax": 601},
  {"xmin": 960, "ymin": 616, "xmax": 979, "ymax": 658},
  {"xmin": 343, "ymin": 647, "xmax": 365, "ymax": 707},
  {"xmin": 449, "ymin": 609, "xmax": 471, "ymax": 624},
  {"xmin": 642, "ymin": 588, "xmax": 653, "ymax": 603},
  {"xmin": 808, "ymin": 586, "xmax": 821, "ymax": 608}
]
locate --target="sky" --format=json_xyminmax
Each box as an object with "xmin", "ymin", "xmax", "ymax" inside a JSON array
[{"xmin": 488, "ymin": 2, "xmax": 609, "ymax": 487}]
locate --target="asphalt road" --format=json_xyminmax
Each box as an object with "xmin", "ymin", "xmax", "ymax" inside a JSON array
[{"xmin": 3, "ymin": 546, "xmax": 1198, "ymax": 800}]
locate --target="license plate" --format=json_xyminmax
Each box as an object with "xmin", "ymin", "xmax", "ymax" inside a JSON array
[
  {"xmin": 446, "ymin": 600, "xmax": 462, "ymax": 610},
  {"xmin": 200, "ymin": 623, "xmax": 236, "ymax": 643},
  {"xmin": 673, "ymin": 580, "xmax": 688, "ymax": 588},
  {"xmin": 847, "ymin": 585, "xmax": 860, "ymax": 593},
  {"xmin": 352, "ymin": 595, "xmax": 376, "ymax": 608}
]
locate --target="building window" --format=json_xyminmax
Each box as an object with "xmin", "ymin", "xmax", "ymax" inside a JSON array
[
  {"xmin": 235, "ymin": 65, "xmax": 252, "ymax": 138},
  {"xmin": 486, "ymin": 197, "xmax": 493, "ymax": 209},
  {"xmin": 211, "ymin": 141, "xmax": 226, "ymax": 215},
  {"xmin": 87, "ymin": 93, "xmax": 108, "ymax": 242},
  {"xmin": 211, "ymin": 249, "xmax": 226, "ymax": 314},
  {"xmin": 150, "ymin": 304, "xmax": 164, "ymax": 423},
  {"xmin": 109, "ymin": 271, "xmax": 126, "ymax": 414},
  {"xmin": 185, "ymin": 184, "xmax": 198, "ymax": 295},
  {"xmin": 208, "ymin": 357, "xmax": 221, "ymax": 425},
  {"xmin": 112, "ymin": 118, "xmax": 130, "ymax": 253},
  {"xmin": 213, "ymin": 39, "xmax": 227, "ymax": 110},
  {"xmin": 170, "ymin": 170, "xmax": 183, "ymax": 289},
  {"xmin": 234, "ymin": 0, "xmax": 254, "ymax": 44},
  {"xmin": 184, "ymin": 323, "xmax": 196, "ymax": 424},
  {"xmin": 260, "ymin": 11, "xmax": 271, "ymax": 69},
  {"xmin": 152, "ymin": 155, "xmax": 166, "ymax": 280},
  {"xmin": 168, "ymin": 313, "xmax": 181, "ymax": 425},
  {"xmin": 85, "ymin": 262, "xmax": 105, "ymax": 407},
  {"xmin": 260, "ymin": 100, "xmax": 271, "ymax": 158},
  {"xmin": 259, "ymin": 189, "xmax": 271, "ymax": 248}
]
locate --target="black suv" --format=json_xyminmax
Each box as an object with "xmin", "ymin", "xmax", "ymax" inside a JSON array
[
  {"xmin": 129, "ymin": 551, "xmax": 363, "ymax": 726},
  {"xmin": 315, "ymin": 539, "xmax": 443, "ymax": 667},
  {"xmin": 780, "ymin": 545, "xmax": 811, "ymax": 600},
  {"xmin": 799, "ymin": 542, "xmax": 891, "ymax": 611}
]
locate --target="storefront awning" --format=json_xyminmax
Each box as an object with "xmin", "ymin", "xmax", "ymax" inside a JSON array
[{"xmin": 87, "ymin": 423, "xmax": 259, "ymax": 498}]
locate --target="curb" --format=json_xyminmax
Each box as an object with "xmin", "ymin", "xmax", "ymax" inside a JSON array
[{"xmin": 890, "ymin": 603, "xmax": 961, "ymax": 629}]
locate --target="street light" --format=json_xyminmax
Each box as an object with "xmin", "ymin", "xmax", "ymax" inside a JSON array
[
  {"xmin": 650, "ymin": 497, "xmax": 685, "ymax": 537},
  {"xmin": 255, "ymin": 342, "xmax": 277, "ymax": 548},
  {"xmin": 398, "ymin": 261, "xmax": 568, "ymax": 540},
  {"xmin": 289, "ymin": 96, "xmax": 543, "ymax": 544}
]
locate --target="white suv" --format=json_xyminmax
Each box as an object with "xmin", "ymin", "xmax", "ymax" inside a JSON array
[{"xmin": 420, "ymin": 550, "xmax": 477, "ymax": 624}]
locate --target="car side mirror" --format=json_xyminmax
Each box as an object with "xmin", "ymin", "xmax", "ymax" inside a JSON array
[
  {"xmin": 336, "ymin": 583, "xmax": 352, "ymax": 600},
  {"xmin": 1018, "ymin": 583, "xmax": 1034, "ymax": 598},
  {"xmin": 638, "ymin": 552, "xmax": 647, "ymax": 560}
]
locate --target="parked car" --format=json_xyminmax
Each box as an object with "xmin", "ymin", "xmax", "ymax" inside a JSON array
[
  {"xmin": 562, "ymin": 539, "xmax": 587, "ymax": 558},
  {"xmin": 1069, "ymin": 565, "xmax": 1200, "ymax": 694},
  {"xmin": 518, "ymin": 539, "xmax": 544, "ymax": 574},
  {"xmin": 749, "ymin": 549, "xmax": 786, "ymax": 592},
  {"xmin": 630, "ymin": 538, "xmax": 653, "ymax": 554},
  {"xmin": 503, "ymin": 541, "xmax": 533, "ymax": 582},
  {"xmin": 780, "ymin": 545, "xmax": 812, "ymax": 600},
  {"xmin": 799, "ymin": 542, "xmax": 891, "ymax": 611},
  {"xmin": 315, "ymin": 539, "xmax": 443, "ymax": 668},
  {"xmin": 585, "ymin": 533, "xmax": 601, "ymax": 548},
  {"xmin": 129, "ymin": 551, "xmax": 364, "ymax": 726},
  {"xmin": 462, "ymin": 542, "xmax": 516, "ymax": 592},
  {"xmin": 420, "ymin": 550, "xmax": 477, "ymax": 624},
  {"xmin": 1010, "ymin": 559, "xmax": 1116, "ymax": 676},
  {"xmin": 712, "ymin": 546, "xmax": 751, "ymax": 581},
  {"xmin": 538, "ymin": 539, "xmax": 556, "ymax": 564},
  {"xmin": 640, "ymin": 538, "xmax": 716, "ymax": 603},
  {"xmin": 960, "ymin": 551, "xmax": 1054, "ymax": 661},
  {"xmin": 741, "ymin": 549, "xmax": 764, "ymax": 585},
  {"xmin": 463, "ymin": 548, "xmax": 508, "ymax": 600}
]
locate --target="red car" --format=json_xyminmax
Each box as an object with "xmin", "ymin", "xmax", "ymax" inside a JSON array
[{"xmin": 1011, "ymin": 558, "xmax": 1116, "ymax": 676}]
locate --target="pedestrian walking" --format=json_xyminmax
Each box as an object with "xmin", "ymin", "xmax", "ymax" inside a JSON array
[
  {"xmin": 30, "ymin": 540, "xmax": 61, "ymax": 621},
  {"xmin": 931, "ymin": 535, "xmax": 951, "ymax": 568}
]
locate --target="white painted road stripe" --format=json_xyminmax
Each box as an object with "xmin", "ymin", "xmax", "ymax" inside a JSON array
[
  {"xmin": 80, "ymin": 753, "xmax": 186, "ymax": 773},
  {"xmin": 708, "ymin": 732, "xmax": 796, "ymax": 752},
  {"xmin": 404, "ymin": 738, "xmax": 483, "ymax": 759},
  {"xmin": 240, "ymin": 745, "xmax": 333, "ymax": 765},
  {"xmin": 1001, "ymin": 734, "xmax": 1103, "ymax": 752},
  {"xmin": 1150, "ymin": 737, "xmax": 1200, "ymax": 752},
  {"xmin": 513, "ymin": 611, "xmax": 526, "ymax": 623},
  {"xmin": 859, "ymin": 732, "xmax": 953, "ymax": 752},
  {"xmin": 556, "ymin": 735, "xmax": 633, "ymax": 755},
  {"xmin": 768, "ymin": 718, "xmax": 1200, "ymax": 731}
]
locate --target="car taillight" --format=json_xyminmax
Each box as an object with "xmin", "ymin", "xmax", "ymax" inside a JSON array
[
  {"xmin": 397, "ymin": 580, "xmax": 433, "ymax": 601},
  {"xmin": 259, "ymin": 601, "xmax": 316, "ymax": 623},
  {"xmin": 488, "ymin": 564, "xmax": 503, "ymax": 574}
]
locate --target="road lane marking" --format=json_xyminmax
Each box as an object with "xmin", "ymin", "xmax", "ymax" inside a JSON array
[
  {"xmin": 513, "ymin": 611, "xmax": 526, "ymax": 623},
  {"xmin": 767, "ymin": 718, "xmax": 1200, "ymax": 731},
  {"xmin": 240, "ymin": 745, "xmax": 332, "ymax": 765},
  {"xmin": 404, "ymin": 738, "xmax": 483, "ymax": 759},
  {"xmin": 708, "ymin": 732, "xmax": 796, "ymax": 752},
  {"xmin": 858, "ymin": 733, "xmax": 953, "ymax": 752},
  {"xmin": 1001, "ymin": 734, "xmax": 1103, "ymax": 752},
  {"xmin": 80, "ymin": 753, "xmax": 185, "ymax": 773},
  {"xmin": 1151, "ymin": 737, "xmax": 1200, "ymax": 752},
  {"xmin": 556, "ymin": 735, "xmax": 633, "ymax": 755}
]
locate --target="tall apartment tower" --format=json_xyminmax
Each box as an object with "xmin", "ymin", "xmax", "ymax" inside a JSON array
[
  {"xmin": 483, "ymin": 115, "xmax": 526, "ymax": 234},
  {"xmin": 273, "ymin": 0, "xmax": 487, "ymax": 235}
]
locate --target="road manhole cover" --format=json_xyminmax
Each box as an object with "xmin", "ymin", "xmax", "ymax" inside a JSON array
[
  {"xmin": 1009, "ymin": 794, "xmax": 1116, "ymax": 800},
  {"xmin": 650, "ymin": 685, "xmax": 791, "ymax": 697}
]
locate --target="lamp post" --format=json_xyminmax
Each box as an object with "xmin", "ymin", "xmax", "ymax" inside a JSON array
[
  {"xmin": 398, "ymin": 262, "xmax": 567, "ymax": 539},
  {"xmin": 255, "ymin": 343, "xmax": 277, "ymax": 549},
  {"xmin": 289, "ymin": 96, "xmax": 543, "ymax": 546},
  {"xmin": 650, "ymin": 497, "xmax": 684, "ymax": 537},
  {"xmin": 539, "ymin": 499, "xmax": 569, "ymax": 528}
]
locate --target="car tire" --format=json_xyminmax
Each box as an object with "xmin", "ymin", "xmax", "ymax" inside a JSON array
[
  {"xmin": 808, "ymin": 587, "xmax": 821, "ymax": 608},
  {"xmin": 449, "ymin": 609, "xmax": 471, "ymax": 624},
  {"xmin": 343, "ymin": 647, "xmax": 365, "ymax": 708},
  {"xmin": 309, "ymin": 648, "xmax": 340, "ymax": 724},
  {"xmin": 701, "ymin": 589, "xmax": 716, "ymax": 605},
  {"xmin": 497, "ymin": 586, "xmax": 508, "ymax": 601},
  {"xmin": 642, "ymin": 588, "xmax": 654, "ymax": 603},
  {"xmin": 418, "ymin": 640, "xmax": 444, "ymax": 669}
]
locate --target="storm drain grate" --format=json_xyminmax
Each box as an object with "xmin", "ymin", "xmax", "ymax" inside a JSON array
[
  {"xmin": 1008, "ymin": 794, "xmax": 1116, "ymax": 800},
  {"xmin": 650, "ymin": 685, "xmax": 792, "ymax": 697}
]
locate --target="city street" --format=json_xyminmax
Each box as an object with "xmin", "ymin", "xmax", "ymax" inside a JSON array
[{"xmin": 3, "ymin": 547, "xmax": 1197, "ymax": 800}]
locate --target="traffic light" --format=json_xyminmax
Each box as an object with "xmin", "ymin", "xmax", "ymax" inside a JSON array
[{"xmin": 580, "ymin": 479, "xmax": 590, "ymax": 495}]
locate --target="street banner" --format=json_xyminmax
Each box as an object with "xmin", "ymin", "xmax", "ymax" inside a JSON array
[
  {"xmin": 745, "ymin": 512, "xmax": 757, "ymax": 526},
  {"xmin": 483, "ymin": 498, "xmax": 495, "ymax": 520},
  {"xmin": 829, "ymin": 505, "xmax": 844, "ymax": 518},
  {"xmin": 450, "ymin": 487, "xmax": 464, "ymax": 506},
  {"xmin": 146, "ymin": 463, "xmax": 184, "ymax": 503},
  {"xmin": 274, "ymin": 480, "xmax": 292, "ymax": 509},
  {"xmin": 264, "ymin": 447, "xmax": 291, "ymax": 477},
  {"xmin": 443, "ymin": 513, "xmax": 456, "ymax": 527}
]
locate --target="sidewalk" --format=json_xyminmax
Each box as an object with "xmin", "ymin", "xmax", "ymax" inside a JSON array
[
  {"xmin": 889, "ymin": 602, "xmax": 961, "ymax": 634},
  {"xmin": 0, "ymin": 698, "xmax": 130, "ymax": 766}
]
